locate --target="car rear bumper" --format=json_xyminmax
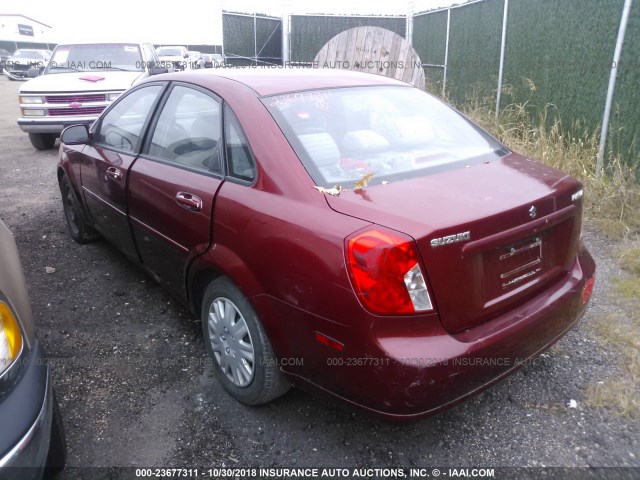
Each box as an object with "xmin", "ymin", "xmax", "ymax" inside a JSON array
[
  {"xmin": 275, "ymin": 244, "xmax": 596, "ymax": 419},
  {"xmin": 0, "ymin": 341, "xmax": 53, "ymax": 480},
  {"xmin": 18, "ymin": 117, "xmax": 96, "ymax": 134}
]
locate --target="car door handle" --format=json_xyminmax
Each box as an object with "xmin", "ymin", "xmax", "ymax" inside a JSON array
[
  {"xmin": 175, "ymin": 192, "xmax": 202, "ymax": 212},
  {"xmin": 105, "ymin": 167, "xmax": 122, "ymax": 181}
]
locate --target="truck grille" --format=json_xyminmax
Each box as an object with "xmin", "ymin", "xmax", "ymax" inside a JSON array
[
  {"xmin": 46, "ymin": 94, "xmax": 107, "ymax": 104},
  {"xmin": 49, "ymin": 106, "xmax": 106, "ymax": 116}
]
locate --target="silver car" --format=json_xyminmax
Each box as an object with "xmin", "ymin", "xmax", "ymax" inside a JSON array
[
  {"xmin": 0, "ymin": 220, "xmax": 66, "ymax": 479},
  {"xmin": 3, "ymin": 49, "xmax": 51, "ymax": 81}
]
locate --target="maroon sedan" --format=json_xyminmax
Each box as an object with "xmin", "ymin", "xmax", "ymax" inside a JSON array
[{"xmin": 57, "ymin": 69, "xmax": 595, "ymax": 419}]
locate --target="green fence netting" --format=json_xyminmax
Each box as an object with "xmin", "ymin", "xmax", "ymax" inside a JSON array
[
  {"xmin": 413, "ymin": 10, "xmax": 448, "ymax": 94},
  {"xmin": 447, "ymin": 0, "xmax": 504, "ymax": 105},
  {"xmin": 290, "ymin": 15, "xmax": 406, "ymax": 63},
  {"xmin": 223, "ymin": 13, "xmax": 282, "ymax": 66},
  {"xmin": 412, "ymin": 0, "xmax": 639, "ymax": 166}
]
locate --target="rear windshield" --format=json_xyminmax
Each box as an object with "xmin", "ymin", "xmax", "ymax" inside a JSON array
[
  {"xmin": 263, "ymin": 86, "xmax": 508, "ymax": 189},
  {"xmin": 46, "ymin": 44, "xmax": 143, "ymax": 73}
]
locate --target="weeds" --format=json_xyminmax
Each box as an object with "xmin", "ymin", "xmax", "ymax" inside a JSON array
[
  {"xmin": 451, "ymin": 81, "xmax": 640, "ymax": 417},
  {"xmin": 612, "ymin": 277, "xmax": 640, "ymax": 300},
  {"xmin": 619, "ymin": 244, "xmax": 640, "ymax": 275},
  {"xmin": 586, "ymin": 311, "xmax": 639, "ymax": 417},
  {"xmin": 457, "ymin": 86, "xmax": 640, "ymax": 239}
]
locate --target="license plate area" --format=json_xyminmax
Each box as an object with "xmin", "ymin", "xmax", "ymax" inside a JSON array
[{"xmin": 499, "ymin": 236, "xmax": 542, "ymax": 289}]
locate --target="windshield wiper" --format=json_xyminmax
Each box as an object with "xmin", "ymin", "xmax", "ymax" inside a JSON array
[
  {"xmin": 49, "ymin": 65, "xmax": 84, "ymax": 72},
  {"xmin": 99, "ymin": 66, "xmax": 139, "ymax": 72}
]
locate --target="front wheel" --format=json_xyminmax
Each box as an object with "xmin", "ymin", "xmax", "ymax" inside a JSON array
[
  {"xmin": 202, "ymin": 277, "xmax": 290, "ymax": 405},
  {"xmin": 29, "ymin": 133, "xmax": 56, "ymax": 150}
]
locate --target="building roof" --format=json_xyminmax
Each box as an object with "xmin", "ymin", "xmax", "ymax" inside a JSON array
[{"xmin": 0, "ymin": 14, "xmax": 52, "ymax": 29}]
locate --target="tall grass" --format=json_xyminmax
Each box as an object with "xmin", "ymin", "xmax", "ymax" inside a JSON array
[
  {"xmin": 452, "ymin": 85, "xmax": 640, "ymax": 416},
  {"xmin": 456, "ymin": 86, "xmax": 640, "ymax": 240}
]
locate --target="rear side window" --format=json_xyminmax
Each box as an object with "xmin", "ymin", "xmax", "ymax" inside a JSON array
[
  {"xmin": 94, "ymin": 85, "xmax": 162, "ymax": 152},
  {"xmin": 148, "ymin": 86, "xmax": 222, "ymax": 173},
  {"xmin": 224, "ymin": 105, "xmax": 256, "ymax": 182},
  {"xmin": 263, "ymin": 86, "xmax": 507, "ymax": 189}
]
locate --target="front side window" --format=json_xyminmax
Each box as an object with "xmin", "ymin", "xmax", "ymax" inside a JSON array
[
  {"xmin": 147, "ymin": 86, "xmax": 221, "ymax": 173},
  {"xmin": 264, "ymin": 86, "xmax": 508, "ymax": 189},
  {"xmin": 94, "ymin": 85, "xmax": 162, "ymax": 152}
]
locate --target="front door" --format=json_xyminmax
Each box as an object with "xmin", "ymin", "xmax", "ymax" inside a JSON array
[{"xmin": 80, "ymin": 84, "xmax": 164, "ymax": 260}]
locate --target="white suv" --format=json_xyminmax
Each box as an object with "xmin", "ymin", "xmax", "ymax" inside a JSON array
[{"xmin": 18, "ymin": 42, "xmax": 167, "ymax": 150}]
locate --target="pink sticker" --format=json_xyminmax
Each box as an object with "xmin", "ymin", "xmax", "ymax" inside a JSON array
[{"xmin": 79, "ymin": 75, "xmax": 105, "ymax": 82}]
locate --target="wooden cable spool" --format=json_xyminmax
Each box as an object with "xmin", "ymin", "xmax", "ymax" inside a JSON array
[{"xmin": 313, "ymin": 26, "xmax": 425, "ymax": 89}]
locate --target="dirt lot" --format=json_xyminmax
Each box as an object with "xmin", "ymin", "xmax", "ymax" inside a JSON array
[{"xmin": 0, "ymin": 78, "xmax": 638, "ymax": 479}]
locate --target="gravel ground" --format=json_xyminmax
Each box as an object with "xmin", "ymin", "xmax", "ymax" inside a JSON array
[{"xmin": 0, "ymin": 78, "xmax": 638, "ymax": 479}]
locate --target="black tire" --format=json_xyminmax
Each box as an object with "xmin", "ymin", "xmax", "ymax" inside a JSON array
[
  {"xmin": 43, "ymin": 389, "xmax": 67, "ymax": 479},
  {"xmin": 29, "ymin": 133, "xmax": 56, "ymax": 150},
  {"xmin": 202, "ymin": 277, "xmax": 290, "ymax": 405},
  {"xmin": 59, "ymin": 175, "xmax": 100, "ymax": 244}
]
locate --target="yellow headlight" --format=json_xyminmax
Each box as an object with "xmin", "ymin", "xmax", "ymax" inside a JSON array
[{"xmin": 0, "ymin": 302, "xmax": 23, "ymax": 373}]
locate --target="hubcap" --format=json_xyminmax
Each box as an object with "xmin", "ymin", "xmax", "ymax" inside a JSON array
[{"xmin": 207, "ymin": 297, "xmax": 254, "ymax": 387}]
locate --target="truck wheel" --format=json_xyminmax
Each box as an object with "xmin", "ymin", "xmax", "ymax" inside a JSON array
[{"xmin": 29, "ymin": 133, "xmax": 56, "ymax": 150}]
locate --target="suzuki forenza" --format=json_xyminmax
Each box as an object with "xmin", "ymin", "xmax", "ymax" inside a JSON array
[{"xmin": 56, "ymin": 69, "xmax": 595, "ymax": 419}]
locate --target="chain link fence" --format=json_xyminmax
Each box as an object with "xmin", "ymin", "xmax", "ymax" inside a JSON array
[
  {"xmin": 223, "ymin": 12, "xmax": 282, "ymax": 66},
  {"xmin": 412, "ymin": 0, "xmax": 639, "ymax": 167}
]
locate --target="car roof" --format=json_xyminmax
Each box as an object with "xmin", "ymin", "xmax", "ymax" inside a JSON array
[{"xmin": 156, "ymin": 68, "xmax": 411, "ymax": 97}]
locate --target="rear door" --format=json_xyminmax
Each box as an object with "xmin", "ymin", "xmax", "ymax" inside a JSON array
[
  {"xmin": 80, "ymin": 84, "xmax": 165, "ymax": 260},
  {"xmin": 127, "ymin": 83, "xmax": 224, "ymax": 299}
]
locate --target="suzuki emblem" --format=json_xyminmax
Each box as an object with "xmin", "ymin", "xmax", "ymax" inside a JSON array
[{"xmin": 529, "ymin": 206, "xmax": 537, "ymax": 218}]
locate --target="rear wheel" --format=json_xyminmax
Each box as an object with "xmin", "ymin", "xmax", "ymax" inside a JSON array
[
  {"xmin": 43, "ymin": 390, "xmax": 66, "ymax": 479},
  {"xmin": 29, "ymin": 133, "xmax": 56, "ymax": 150},
  {"xmin": 202, "ymin": 277, "xmax": 290, "ymax": 405},
  {"xmin": 59, "ymin": 175, "xmax": 100, "ymax": 244}
]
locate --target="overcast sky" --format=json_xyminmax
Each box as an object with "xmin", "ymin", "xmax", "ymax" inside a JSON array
[{"xmin": 3, "ymin": 0, "xmax": 460, "ymax": 44}]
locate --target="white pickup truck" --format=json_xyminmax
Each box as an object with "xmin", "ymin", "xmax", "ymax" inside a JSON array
[{"xmin": 18, "ymin": 42, "xmax": 167, "ymax": 150}]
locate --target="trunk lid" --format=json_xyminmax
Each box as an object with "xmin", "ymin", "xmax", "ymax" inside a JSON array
[{"xmin": 326, "ymin": 154, "xmax": 583, "ymax": 333}]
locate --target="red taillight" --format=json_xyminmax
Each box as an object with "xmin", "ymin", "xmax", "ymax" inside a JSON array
[
  {"xmin": 346, "ymin": 228, "xmax": 433, "ymax": 315},
  {"xmin": 582, "ymin": 275, "xmax": 595, "ymax": 304}
]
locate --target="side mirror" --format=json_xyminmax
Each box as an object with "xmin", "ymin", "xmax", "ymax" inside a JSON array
[
  {"xmin": 184, "ymin": 53, "xmax": 189, "ymax": 58},
  {"xmin": 27, "ymin": 67, "xmax": 41, "ymax": 78},
  {"xmin": 60, "ymin": 124, "xmax": 90, "ymax": 145},
  {"xmin": 149, "ymin": 66, "xmax": 169, "ymax": 76}
]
